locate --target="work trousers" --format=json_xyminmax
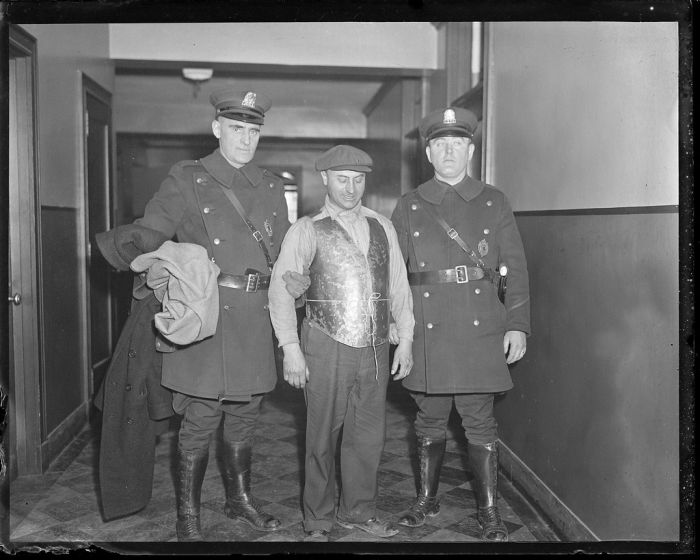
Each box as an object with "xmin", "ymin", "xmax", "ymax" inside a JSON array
[
  {"xmin": 172, "ymin": 392, "xmax": 263, "ymax": 452},
  {"xmin": 410, "ymin": 391, "xmax": 498, "ymax": 445},
  {"xmin": 301, "ymin": 321, "xmax": 390, "ymax": 532}
]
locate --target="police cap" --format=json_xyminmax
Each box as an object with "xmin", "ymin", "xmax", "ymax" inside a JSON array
[
  {"xmin": 315, "ymin": 145, "xmax": 373, "ymax": 173},
  {"xmin": 209, "ymin": 88, "xmax": 272, "ymax": 125},
  {"xmin": 419, "ymin": 107, "xmax": 478, "ymax": 142}
]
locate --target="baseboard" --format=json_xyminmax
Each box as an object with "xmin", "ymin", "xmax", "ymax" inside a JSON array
[
  {"xmin": 498, "ymin": 439, "xmax": 599, "ymax": 541},
  {"xmin": 40, "ymin": 401, "xmax": 89, "ymax": 472}
]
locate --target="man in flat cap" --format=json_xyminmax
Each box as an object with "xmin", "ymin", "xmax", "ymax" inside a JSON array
[
  {"xmin": 268, "ymin": 145, "xmax": 414, "ymax": 541},
  {"xmin": 390, "ymin": 108, "xmax": 530, "ymax": 541},
  {"xmin": 100, "ymin": 87, "xmax": 308, "ymax": 540}
]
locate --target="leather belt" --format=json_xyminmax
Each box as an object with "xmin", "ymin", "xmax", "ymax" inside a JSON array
[
  {"xmin": 408, "ymin": 265, "xmax": 484, "ymax": 285},
  {"xmin": 218, "ymin": 272, "xmax": 270, "ymax": 292}
]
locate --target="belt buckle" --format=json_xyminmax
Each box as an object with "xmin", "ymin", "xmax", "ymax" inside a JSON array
[
  {"xmin": 245, "ymin": 273, "xmax": 260, "ymax": 292},
  {"xmin": 455, "ymin": 265, "xmax": 469, "ymax": 284}
]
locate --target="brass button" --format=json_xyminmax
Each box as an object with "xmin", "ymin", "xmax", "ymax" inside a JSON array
[
  {"xmin": 423, "ymin": 292, "xmax": 430, "ymax": 298},
  {"xmin": 203, "ymin": 207, "xmax": 210, "ymax": 214},
  {"xmin": 210, "ymin": 257, "xmax": 216, "ymax": 263},
  {"xmin": 263, "ymin": 304, "xmax": 269, "ymax": 310},
  {"xmin": 426, "ymin": 323, "xmax": 434, "ymax": 329},
  {"xmin": 213, "ymin": 238, "xmax": 221, "ymax": 245},
  {"xmin": 128, "ymin": 350, "xmax": 136, "ymax": 358},
  {"xmin": 475, "ymin": 288, "xmax": 481, "ymax": 294},
  {"xmin": 125, "ymin": 384, "xmax": 132, "ymax": 391},
  {"xmin": 224, "ymin": 305, "xmax": 230, "ymax": 310},
  {"xmin": 411, "ymin": 203, "xmax": 418, "ymax": 211},
  {"xmin": 483, "ymin": 228, "xmax": 490, "ymax": 235},
  {"xmin": 196, "ymin": 177, "xmax": 204, "ymax": 184},
  {"xmin": 473, "ymin": 319, "xmax": 480, "ymax": 326},
  {"xmin": 413, "ymin": 231, "xmax": 420, "ymax": 237},
  {"xmin": 486, "ymin": 200, "xmax": 493, "ymax": 206},
  {"xmin": 419, "ymin": 261, "xmax": 426, "ymax": 268},
  {"xmin": 272, "ymin": 211, "xmax": 277, "ymax": 217},
  {"xmin": 269, "ymin": 182, "xmax": 274, "ymax": 188}
]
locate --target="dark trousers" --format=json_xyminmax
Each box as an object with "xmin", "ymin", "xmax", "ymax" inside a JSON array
[
  {"xmin": 410, "ymin": 392, "xmax": 498, "ymax": 445},
  {"xmin": 301, "ymin": 321, "xmax": 390, "ymax": 532},
  {"xmin": 172, "ymin": 392, "xmax": 263, "ymax": 451}
]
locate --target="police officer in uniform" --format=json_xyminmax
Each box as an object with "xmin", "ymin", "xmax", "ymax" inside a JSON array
[
  {"xmin": 390, "ymin": 107, "xmax": 530, "ymax": 541},
  {"xmin": 134, "ymin": 88, "xmax": 292, "ymax": 540}
]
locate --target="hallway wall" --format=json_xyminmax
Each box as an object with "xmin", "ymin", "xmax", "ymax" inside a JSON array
[
  {"xmin": 485, "ymin": 22, "xmax": 679, "ymax": 540},
  {"xmin": 19, "ymin": 24, "xmax": 114, "ymax": 459}
]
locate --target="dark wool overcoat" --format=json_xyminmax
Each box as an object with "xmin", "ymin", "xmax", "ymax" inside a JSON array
[
  {"xmin": 391, "ymin": 176, "xmax": 531, "ymax": 394},
  {"xmin": 135, "ymin": 149, "xmax": 291, "ymax": 399}
]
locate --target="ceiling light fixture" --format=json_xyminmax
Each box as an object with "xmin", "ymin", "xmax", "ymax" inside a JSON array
[{"xmin": 182, "ymin": 67, "xmax": 214, "ymax": 98}]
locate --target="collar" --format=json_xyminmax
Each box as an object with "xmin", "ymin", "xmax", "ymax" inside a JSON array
[
  {"xmin": 417, "ymin": 175, "xmax": 484, "ymax": 205},
  {"xmin": 324, "ymin": 195, "xmax": 364, "ymax": 222},
  {"xmin": 200, "ymin": 149, "xmax": 263, "ymax": 188}
]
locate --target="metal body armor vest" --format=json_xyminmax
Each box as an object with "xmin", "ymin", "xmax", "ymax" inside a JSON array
[{"xmin": 306, "ymin": 216, "xmax": 390, "ymax": 348}]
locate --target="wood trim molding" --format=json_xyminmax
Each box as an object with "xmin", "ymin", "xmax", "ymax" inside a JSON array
[
  {"xmin": 498, "ymin": 439, "xmax": 600, "ymax": 541},
  {"xmin": 40, "ymin": 401, "xmax": 89, "ymax": 472}
]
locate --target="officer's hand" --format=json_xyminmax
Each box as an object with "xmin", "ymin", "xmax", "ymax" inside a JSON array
[
  {"xmin": 282, "ymin": 343, "xmax": 309, "ymax": 389},
  {"xmin": 504, "ymin": 330, "xmax": 527, "ymax": 364},
  {"xmin": 283, "ymin": 268, "xmax": 310, "ymax": 299},
  {"xmin": 388, "ymin": 323, "xmax": 400, "ymax": 345},
  {"xmin": 391, "ymin": 339, "xmax": 413, "ymax": 380}
]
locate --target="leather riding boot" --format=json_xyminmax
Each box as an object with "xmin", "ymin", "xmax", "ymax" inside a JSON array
[
  {"xmin": 222, "ymin": 439, "xmax": 281, "ymax": 531},
  {"xmin": 468, "ymin": 441, "xmax": 508, "ymax": 542},
  {"xmin": 398, "ymin": 436, "xmax": 446, "ymax": 527},
  {"xmin": 175, "ymin": 446, "xmax": 209, "ymax": 542}
]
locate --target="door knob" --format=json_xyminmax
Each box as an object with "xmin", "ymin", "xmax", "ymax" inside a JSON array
[{"xmin": 8, "ymin": 293, "xmax": 21, "ymax": 305}]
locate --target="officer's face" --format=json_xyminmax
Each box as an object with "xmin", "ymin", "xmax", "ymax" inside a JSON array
[
  {"xmin": 212, "ymin": 117, "xmax": 261, "ymax": 168},
  {"xmin": 322, "ymin": 170, "xmax": 366, "ymax": 210},
  {"xmin": 426, "ymin": 135, "xmax": 474, "ymax": 184}
]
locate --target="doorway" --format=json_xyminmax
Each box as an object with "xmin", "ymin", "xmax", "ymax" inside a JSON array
[
  {"xmin": 8, "ymin": 25, "xmax": 42, "ymax": 477},
  {"xmin": 82, "ymin": 76, "xmax": 115, "ymax": 402}
]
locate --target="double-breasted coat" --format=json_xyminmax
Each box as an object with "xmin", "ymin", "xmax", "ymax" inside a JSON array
[
  {"xmin": 135, "ymin": 149, "xmax": 291, "ymax": 400},
  {"xmin": 391, "ymin": 176, "xmax": 530, "ymax": 394}
]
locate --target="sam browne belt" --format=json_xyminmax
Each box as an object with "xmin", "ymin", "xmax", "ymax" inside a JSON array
[
  {"xmin": 218, "ymin": 270, "xmax": 270, "ymax": 292},
  {"xmin": 408, "ymin": 265, "xmax": 484, "ymax": 285}
]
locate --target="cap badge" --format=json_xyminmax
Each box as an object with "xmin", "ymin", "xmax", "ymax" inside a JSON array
[
  {"xmin": 242, "ymin": 92, "xmax": 257, "ymax": 108},
  {"xmin": 443, "ymin": 109, "xmax": 457, "ymax": 125}
]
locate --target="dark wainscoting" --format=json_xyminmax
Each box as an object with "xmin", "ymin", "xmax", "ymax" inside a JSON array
[{"xmin": 496, "ymin": 206, "xmax": 679, "ymax": 541}]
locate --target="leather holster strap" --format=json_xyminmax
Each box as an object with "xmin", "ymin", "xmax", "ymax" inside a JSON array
[
  {"xmin": 408, "ymin": 266, "xmax": 485, "ymax": 285},
  {"xmin": 217, "ymin": 272, "xmax": 271, "ymax": 292}
]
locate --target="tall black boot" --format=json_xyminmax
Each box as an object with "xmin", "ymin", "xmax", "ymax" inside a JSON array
[
  {"xmin": 175, "ymin": 446, "xmax": 209, "ymax": 542},
  {"xmin": 468, "ymin": 441, "xmax": 508, "ymax": 542},
  {"xmin": 222, "ymin": 439, "xmax": 281, "ymax": 531},
  {"xmin": 397, "ymin": 436, "xmax": 446, "ymax": 527}
]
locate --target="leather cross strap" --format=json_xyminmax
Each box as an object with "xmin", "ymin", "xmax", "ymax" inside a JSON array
[
  {"xmin": 217, "ymin": 184, "xmax": 273, "ymax": 273},
  {"xmin": 420, "ymin": 202, "xmax": 496, "ymax": 282},
  {"xmin": 408, "ymin": 265, "xmax": 484, "ymax": 285}
]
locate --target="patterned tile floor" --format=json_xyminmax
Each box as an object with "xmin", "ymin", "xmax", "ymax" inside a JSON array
[{"xmin": 8, "ymin": 379, "xmax": 560, "ymax": 552}]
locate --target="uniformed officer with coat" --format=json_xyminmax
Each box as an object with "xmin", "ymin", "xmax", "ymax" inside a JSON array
[
  {"xmin": 132, "ymin": 88, "xmax": 293, "ymax": 541},
  {"xmin": 390, "ymin": 107, "xmax": 530, "ymax": 541}
]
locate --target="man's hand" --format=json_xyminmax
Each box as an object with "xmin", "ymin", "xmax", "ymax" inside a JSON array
[
  {"xmin": 388, "ymin": 323, "xmax": 400, "ymax": 345},
  {"xmin": 282, "ymin": 343, "xmax": 309, "ymax": 389},
  {"xmin": 391, "ymin": 339, "xmax": 413, "ymax": 381},
  {"xmin": 283, "ymin": 268, "xmax": 310, "ymax": 299},
  {"xmin": 504, "ymin": 330, "xmax": 527, "ymax": 364}
]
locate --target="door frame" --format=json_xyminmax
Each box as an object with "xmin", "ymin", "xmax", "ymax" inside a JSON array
[
  {"xmin": 81, "ymin": 74, "xmax": 115, "ymax": 401},
  {"xmin": 8, "ymin": 24, "xmax": 43, "ymax": 477}
]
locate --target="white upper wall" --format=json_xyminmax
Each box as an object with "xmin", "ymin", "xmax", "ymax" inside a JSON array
[
  {"xmin": 485, "ymin": 22, "xmax": 679, "ymax": 210},
  {"xmin": 109, "ymin": 22, "xmax": 438, "ymax": 68}
]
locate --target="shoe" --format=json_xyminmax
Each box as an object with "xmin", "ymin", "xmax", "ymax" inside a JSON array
[
  {"xmin": 336, "ymin": 516, "xmax": 399, "ymax": 538},
  {"xmin": 468, "ymin": 441, "xmax": 509, "ymax": 542},
  {"xmin": 303, "ymin": 529, "xmax": 330, "ymax": 542},
  {"xmin": 397, "ymin": 436, "xmax": 445, "ymax": 527},
  {"xmin": 175, "ymin": 447, "xmax": 209, "ymax": 542}
]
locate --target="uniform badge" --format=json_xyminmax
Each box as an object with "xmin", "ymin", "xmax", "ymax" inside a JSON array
[
  {"xmin": 478, "ymin": 238, "xmax": 489, "ymax": 257},
  {"xmin": 264, "ymin": 218, "xmax": 273, "ymax": 237},
  {"xmin": 443, "ymin": 109, "xmax": 456, "ymax": 124},
  {"xmin": 242, "ymin": 91, "xmax": 257, "ymax": 108}
]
